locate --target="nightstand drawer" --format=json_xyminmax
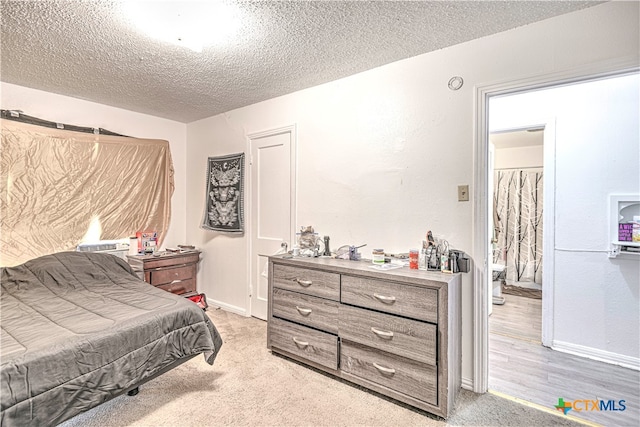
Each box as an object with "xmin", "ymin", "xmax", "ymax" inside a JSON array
[
  {"xmin": 339, "ymin": 304, "xmax": 436, "ymax": 365},
  {"xmin": 341, "ymin": 340, "xmax": 437, "ymax": 405},
  {"xmin": 127, "ymin": 251, "xmax": 201, "ymax": 297},
  {"xmin": 272, "ymin": 288, "xmax": 339, "ymax": 334},
  {"xmin": 156, "ymin": 278, "xmax": 196, "ymax": 295},
  {"xmin": 269, "ymin": 318, "xmax": 338, "ymax": 370},
  {"xmin": 272, "ymin": 264, "xmax": 340, "ymax": 301},
  {"xmin": 150, "ymin": 265, "xmax": 194, "ymax": 286},
  {"xmin": 341, "ymin": 275, "xmax": 438, "ymax": 323}
]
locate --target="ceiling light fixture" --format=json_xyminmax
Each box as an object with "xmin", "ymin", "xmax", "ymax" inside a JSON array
[{"xmin": 121, "ymin": 1, "xmax": 242, "ymax": 53}]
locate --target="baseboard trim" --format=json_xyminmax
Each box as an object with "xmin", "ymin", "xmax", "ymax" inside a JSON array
[
  {"xmin": 552, "ymin": 340, "xmax": 640, "ymax": 371},
  {"xmin": 461, "ymin": 376, "xmax": 474, "ymax": 391},
  {"xmin": 207, "ymin": 299, "xmax": 248, "ymax": 317}
]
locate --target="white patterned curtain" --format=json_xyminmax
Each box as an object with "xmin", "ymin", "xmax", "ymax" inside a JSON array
[{"xmin": 493, "ymin": 169, "xmax": 543, "ymax": 285}]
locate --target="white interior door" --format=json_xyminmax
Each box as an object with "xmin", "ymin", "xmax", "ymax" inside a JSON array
[{"xmin": 249, "ymin": 127, "xmax": 295, "ymax": 320}]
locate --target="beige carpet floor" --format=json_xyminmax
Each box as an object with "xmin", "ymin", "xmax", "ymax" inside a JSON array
[{"xmin": 60, "ymin": 308, "xmax": 583, "ymax": 427}]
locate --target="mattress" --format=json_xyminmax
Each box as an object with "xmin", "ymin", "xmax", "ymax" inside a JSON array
[{"xmin": 0, "ymin": 251, "xmax": 223, "ymax": 426}]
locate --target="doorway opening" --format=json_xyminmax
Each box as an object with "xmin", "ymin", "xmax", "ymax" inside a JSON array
[
  {"xmin": 488, "ymin": 126, "xmax": 544, "ymax": 344},
  {"xmin": 477, "ymin": 70, "xmax": 640, "ymax": 425},
  {"xmin": 473, "ymin": 64, "xmax": 639, "ymax": 395}
]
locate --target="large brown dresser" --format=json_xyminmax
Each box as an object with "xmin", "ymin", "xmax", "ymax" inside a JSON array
[
  {"xmin": 267, "ymin": 255, "xmax": 461, "ymax": 418},
  {"xmin": 127, "ymin": 251, "xmax": 200, "ymax": 296}
]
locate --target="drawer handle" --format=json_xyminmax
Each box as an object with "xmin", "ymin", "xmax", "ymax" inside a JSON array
[
  {"xmin": 373, "ymin": 293, "xmax": 396, "ymax": 304},
  {"xmin": 371, "ymin": 327, "xmax": 394, "ymax": 339},
  {"xmin": 296, "ymin": 279, "xmax": 312, "ymax": 287},
  {"xmin": 373, "ymin": 363, "xmax": 396, "ymax": 376},
  {"xmin": 295, "ymin": 306, "xmax": 313, "ymax": 316},
  {"xmin": 292, "ymin": 337, "xmax": 309, "ymax": 348}
]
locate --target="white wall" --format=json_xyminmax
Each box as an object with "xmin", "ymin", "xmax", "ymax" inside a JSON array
[
  {"xmin": 494, "ymin": 145, "xmax": 543, "ymax": 170},
  {"xmin": 186, "ymin": 1, "xmax": 640, "ymax": 384},
  {"xmin": 186, "ymin": 114, "xmax": 249, "ymax": 314},
  {"xmin": 0, "ymin": 83, "xmax": 188, "ymax": 248},
  {"xmin": 491, "ymin": 73, "xmax": 640, "ymax": 367}
]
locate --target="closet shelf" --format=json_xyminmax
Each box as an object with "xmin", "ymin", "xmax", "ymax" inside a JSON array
[
  {"xmin": 610, "ymin": 241, "xmax": 640, "ymax": 258},
  {"xmin": 611, "ymin": 241, "xmax": 640, "ymax": 247}
]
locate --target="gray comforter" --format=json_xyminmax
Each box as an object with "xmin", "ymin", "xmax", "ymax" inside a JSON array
[{"xmin": 0, "ymin": 251, "xmax": 222, "ymax": 426}]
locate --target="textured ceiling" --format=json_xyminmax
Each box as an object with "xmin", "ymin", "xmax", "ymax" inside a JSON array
[{"xmin": 1, "ymin": 1, "xmax": 601, "ymax": 123}]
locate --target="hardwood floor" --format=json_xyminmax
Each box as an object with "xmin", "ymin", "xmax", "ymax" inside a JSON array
[
  {"xmin": 490, "ymin": 292, "xmax": 541, "ymax": 342},
  {"xmin": 489, "ymin": 294, "xmax": 640, "ymax": 426}
]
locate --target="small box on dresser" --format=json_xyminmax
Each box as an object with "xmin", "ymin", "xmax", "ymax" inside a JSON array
[
  {"xmin": 267, "ymin": 256, "xmax": 462, "ymax": 419},
  {"xmin": 127, "ymin": 251, "xmax": 201, "ymax": 296}
]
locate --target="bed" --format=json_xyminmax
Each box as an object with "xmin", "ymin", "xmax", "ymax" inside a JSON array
[{"xmin": 0, "ymin": 251, "xmax": 223, "ymax": 426}]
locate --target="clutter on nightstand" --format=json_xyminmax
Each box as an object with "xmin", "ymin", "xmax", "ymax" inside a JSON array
[{"xmin": 136, "ymin": 231, "xmax": 157, "ymax": 254}]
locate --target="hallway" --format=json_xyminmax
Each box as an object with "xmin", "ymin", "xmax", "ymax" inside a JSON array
[{"xmin": 489, "ymin": 294, "xmax": 639, "ymax": 426}]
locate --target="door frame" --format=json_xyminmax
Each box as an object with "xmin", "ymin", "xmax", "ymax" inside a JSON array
[
  {"xmin": 472, "ymin": 60, "xmax": 639, "ymax": 393},
  {"xmin": 246, "ymin": 124, "xmax": 297, "ymax": 318},
  {"xmin": 488, "ymin": 121, "xmax": 556, "ymax": 343}
]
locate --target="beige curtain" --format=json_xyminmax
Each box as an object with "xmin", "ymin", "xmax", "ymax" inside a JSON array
[{"xmin": 0, "ymin": 119, "xmax": 174, "ymax": 267}]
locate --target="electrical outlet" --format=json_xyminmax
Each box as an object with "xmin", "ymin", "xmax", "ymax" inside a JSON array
[{"xmin": 458, "ymin": 185, "xmax": 469, "ymax": 202}]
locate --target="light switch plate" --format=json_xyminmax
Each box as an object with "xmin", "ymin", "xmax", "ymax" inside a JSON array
[{"xmin": 458, "ymin": 185, "xmax": 469, "ymax": 201}]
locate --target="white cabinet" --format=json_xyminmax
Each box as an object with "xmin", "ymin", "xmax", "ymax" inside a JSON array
[{"xmin": 609, "ymin": 194, "xmax": 640, "ymax": 258}]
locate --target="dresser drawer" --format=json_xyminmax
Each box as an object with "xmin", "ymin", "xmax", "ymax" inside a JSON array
[
  {"xmin": 341, "ymin": 275, "xmax": 437, "ymax": 323},
  {"xmin": 150, "ymin": 265, "xmax": 194, "ymax": 286},
  {"xmin": 272, "ymin": 288, "xmax": 339, "ymax": 334},
  {"xmin": 156, "ymin": 278, "xmax": 196, "ymax": 295},
  {"xmin": 341, "ymin": 340, "xmax": 437, "ymax": 405},
  {"xmin": 269, "ymin": 318, "xmax": 338, "ymax": 370},
  {"xmin": 272, "ymin": 264, "xmax": 340, "ymax": 301},
  {"xmin": 339, "ymin": 304, "xmax": 436, "ymax": 365}
]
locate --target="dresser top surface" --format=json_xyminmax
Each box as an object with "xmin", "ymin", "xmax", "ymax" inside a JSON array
[{"xmin": 270, "ymin": 255, "xmax": 460, "ymax": 288}]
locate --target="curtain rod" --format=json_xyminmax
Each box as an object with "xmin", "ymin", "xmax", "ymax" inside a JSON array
[{"xmin": 1, "ymin": 110, "xmax": 129, "ymax": 137}]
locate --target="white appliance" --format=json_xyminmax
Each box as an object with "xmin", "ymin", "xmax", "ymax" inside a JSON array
[
  {"xmin": 76, "ymin": 240, "xmax": 129, "ymax": 259},
  {"xmin": 492, "ymin": 263, "xmax": 506, "ymax": 305}
]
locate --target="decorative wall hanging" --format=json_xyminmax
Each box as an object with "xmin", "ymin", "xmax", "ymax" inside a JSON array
[{"xmin": 201, "ymin": 153, "xmax": 245, "ymax": 233}]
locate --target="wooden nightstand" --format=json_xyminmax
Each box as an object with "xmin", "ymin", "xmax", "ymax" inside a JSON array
[{"xmin": 127, "ymin": 250, "xmax": 201, "ymax": 296}]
